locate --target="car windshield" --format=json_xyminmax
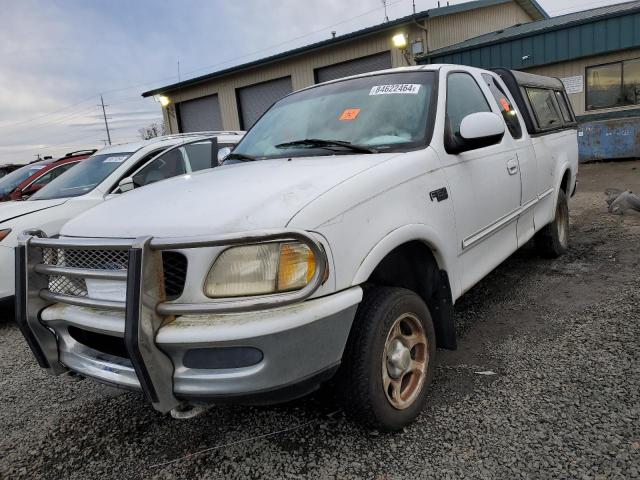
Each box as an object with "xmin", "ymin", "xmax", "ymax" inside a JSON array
[
  {"xmin": 0, "ymin": 163, "xmax": 48, "ymax": 196},
  {"xmin": 232, "ymin": 71, "xmax": 436, "ymax": 160},
  {"xmin": 30, "ymin": 152, "xmax": 131, "ymax": 200}
]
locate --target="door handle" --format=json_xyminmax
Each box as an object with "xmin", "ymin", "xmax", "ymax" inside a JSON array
[{"xmin": 506, "ymin": 159, "xmax": 519, "ymax": 175}]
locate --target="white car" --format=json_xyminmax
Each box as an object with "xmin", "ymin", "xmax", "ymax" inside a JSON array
[
  {"xmin": 0, "ymin": 132, "xmax": 243, "ymax": 306},
  {"xmin": 16, "ymin": 66, "xmax": 577, "ymax": 430}
]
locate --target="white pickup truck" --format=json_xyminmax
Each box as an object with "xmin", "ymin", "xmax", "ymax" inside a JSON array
[
  {"xmin": 0, "ymin": 132, "xmax": 243, "ymax": 308},
  {"xmin": 16, "ymin": 65, "xmax": 578, "ymax": 431}
]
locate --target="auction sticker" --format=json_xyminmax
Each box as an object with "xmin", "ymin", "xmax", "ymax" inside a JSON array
[
  {"xmin": 103, "ymin": 156, "xmax": 128, "ymax": 163},
  {"xmin": 499, "ymin": 98, "xmax": 511, "ymax": 111},
  {"xmin": 369, "ymin": 84, "xmax": 421, "ymax": 95},
  {"xmin": 339, "ymin": 108, "xmax": 361, "ymax": 121}
]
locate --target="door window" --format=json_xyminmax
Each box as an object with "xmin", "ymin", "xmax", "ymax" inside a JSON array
[
  {"xmin": 179, "ymin": 140, "xmax": 215, "ymax": 172},
  {"xmin": 132, "ymin": 149, "xmax": 186, "ymax": 187},
  {"xmin": 446, "ymin": 73, "xmax": 492, "ymax": 137},
  {"xmin": 481, "ymin": 74, "xmax": 522, "ymax": 139},
  {"xmin": 526, "ymin": 88, "xmax": 562, "ymax": 130}
]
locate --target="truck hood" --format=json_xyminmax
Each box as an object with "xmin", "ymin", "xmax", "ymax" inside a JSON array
[
  {"xmin": 62, "ymin": 154, "xmax": 398, "ymax": 238},
  {"xmin": 0, "ymin": 199, "xmax": 68, "ymax": 226}
]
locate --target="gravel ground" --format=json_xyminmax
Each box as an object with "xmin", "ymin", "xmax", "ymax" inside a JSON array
[{"xmin": 1, "ymin": 161, "xmax": 639, "ymax": 479}]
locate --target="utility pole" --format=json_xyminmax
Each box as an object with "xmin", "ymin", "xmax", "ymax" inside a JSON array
[
  {"xmin": 382, "ymin": 0, "xmax": 389, "ymax": 21},
  {"xmin": 100, "ymin": 94, "xmax": 112, "ymax": 145}
]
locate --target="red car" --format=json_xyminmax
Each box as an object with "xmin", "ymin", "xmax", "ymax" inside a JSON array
[{"xmin": 0, "ymin": 150, "xmax": 96, "ymax": 202}]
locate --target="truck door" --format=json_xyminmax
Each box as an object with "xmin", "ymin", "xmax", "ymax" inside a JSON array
[
  {"xmin": 435, "ymin": 70, "xmax": 522, "ymax": 292},
  {"xmin": 481, "ymin": 73, "xmax": 538, "ymax": 247}
]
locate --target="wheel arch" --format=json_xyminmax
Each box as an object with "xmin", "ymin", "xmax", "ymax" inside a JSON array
[
  {"xmin": 352, "ymin": 225, "xmax": 454, "ymax": 287},
  {"xmin": 352, "ymin": 226, "xmax": 457, "ymax": 350}
]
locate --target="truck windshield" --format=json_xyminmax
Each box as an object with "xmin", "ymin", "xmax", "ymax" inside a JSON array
[
  {"xmin": 231, "ymin": 71, "xmax": 436, "ymax": 160},
  {"xmin": 30, "ymin": 152, "xmax": 131, "ymax": 201},
  {"xmin": 0, "ymin": 163, "xmax": 47, "ymax": 196}
]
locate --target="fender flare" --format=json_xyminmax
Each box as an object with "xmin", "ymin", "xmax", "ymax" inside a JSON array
[
  {"xmin": 351, "ymin": 224, "xmax": 459, "ymax": 297},
  {"xmin": 553, "ymin": 161, "xmax": 572, "ymax": 208}
]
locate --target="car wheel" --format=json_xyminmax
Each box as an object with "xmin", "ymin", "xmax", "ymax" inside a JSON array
[
  {"xmin": 535, "ymin": 189, "xmax": 569, "ymax": 258},
  {"xmin": 340, "ymin": 287, "xmax": 436, "ymax": 431}
]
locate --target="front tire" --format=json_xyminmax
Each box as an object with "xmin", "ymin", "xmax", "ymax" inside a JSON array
[
  {"xmin": 535, "ymin": 189, "xmax": 569, "ymax": 258},
  {"xmin": 340, "ymin": 287, "xmax": 436, "ymax": 431}
]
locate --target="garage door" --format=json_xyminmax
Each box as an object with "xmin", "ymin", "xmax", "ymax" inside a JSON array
[
  {"xmin": 314, "ymin": 52, "xmax": 392, "ymax": 84},
  {"xmin": 237, "ymin": 76, "xmax": 293, "ymax": 129},
  {"xmin": 178, "ymin": 94, "xmax": 223, "ymax": 132}
]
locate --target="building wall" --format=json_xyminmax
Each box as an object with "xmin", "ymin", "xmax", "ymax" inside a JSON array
[
  {"xmin": 162, "ymin": 0, "xmax": 534, "ymax": 133},
  {"xmin": 525, "ymin": 48, "xmax": 640, "ymax": 117},
  {"xmin": 427, "ymin": 1, "xmax": 532, "ymax": 51}
]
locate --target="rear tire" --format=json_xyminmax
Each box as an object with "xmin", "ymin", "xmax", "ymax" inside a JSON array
[
  {"xmin": 535, "ymin": 189, "xmax": 569, "ymax": 258},
  {"xmin": 340, "ymin": 287, "xmax": 436, "ymax": 431}
]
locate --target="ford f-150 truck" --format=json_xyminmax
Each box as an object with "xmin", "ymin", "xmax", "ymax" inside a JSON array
[{"xmin": 16, "ymin": 65, "xmax": 578, "ymax": 431}]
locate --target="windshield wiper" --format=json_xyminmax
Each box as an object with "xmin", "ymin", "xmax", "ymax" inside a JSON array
[
  {"xmin": 225, "ymin": 152, "xmax": 256, "ymax": 162},
  {"xmin": 275, "ymin": 138, "xmax": 377, "ymax": 154}
]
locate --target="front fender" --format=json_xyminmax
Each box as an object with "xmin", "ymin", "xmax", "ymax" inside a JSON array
[{"xmin": 351, "ymin": 224, "xmax": 461, "ymax": 300}]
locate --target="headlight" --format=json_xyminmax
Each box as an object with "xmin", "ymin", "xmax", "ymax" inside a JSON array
[
  {"xmin": 0, "ymin": 229, "xmax": 11, "ymax": 242},
  {"xmin": 204, "ymin": 242, "xmax": 317, "ymax": 298}
]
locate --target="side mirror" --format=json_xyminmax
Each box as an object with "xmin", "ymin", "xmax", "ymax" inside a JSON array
[
  {"xmin": 118, "ymin": 177, "xmax": 135, "ymax": 193},
  {"xmin": 446, "ymin": 112, "xmax": 505, "ymax": 154},
  {"xmin": 217, "ymin": 147, "xmax": 232, "ymax": 165}
]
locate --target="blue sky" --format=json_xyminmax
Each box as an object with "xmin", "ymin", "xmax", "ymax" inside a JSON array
[{"xmin": 0, "ymin": 0, "xmax": 615, "ymax": 164}]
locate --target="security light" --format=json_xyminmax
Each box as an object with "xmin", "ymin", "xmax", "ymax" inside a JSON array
[
  {"xmin": 156, "ymin": 95, "xmax": 171, "ymax": 107},
  {"xmin": 392, "ymin": 33, "xmax": 408, "ymax": 49}
]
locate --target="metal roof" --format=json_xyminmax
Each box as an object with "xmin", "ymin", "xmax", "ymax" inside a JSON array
[
  {"xmin": 142, "ymin": 0, "xmax": 547, "ymax": 98},
  {"xmin": 419, "ymin": 0, "xmax": 640, "ymax": 63}
]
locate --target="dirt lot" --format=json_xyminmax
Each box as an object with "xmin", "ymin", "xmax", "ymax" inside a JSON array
[{"xmin": 1, "ymin": 161, "xmax": 639, "ymax": 479}]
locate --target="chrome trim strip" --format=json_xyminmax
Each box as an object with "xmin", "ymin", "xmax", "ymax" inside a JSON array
[
  {"xmin": 520, "ymin": 196, "xmax": 538, "ymax": 215},
  {"xmin": 39, "ymin": 289, "xmax": 126, "ymax": 311},
  {"xmin": 462, "ymin": 188, "xmax": 556, "ymax": 250},
  {"xmin": 462, "ymin": 207, "xmax": 520, "ymax": 250},
  {"xmin": 538, "ymin": 187, "xmax": 554, "ymax": 200},
  {"xmin": 149, "ymin": 229, "xmax": 320, "ymax": 250},
  {"xmin": 35, "ymin": 264, "xmax": 127, "ymax": 281},
  {"xmin": 29, "ymin": 237, "xmax": 133, "ymax": 250}
]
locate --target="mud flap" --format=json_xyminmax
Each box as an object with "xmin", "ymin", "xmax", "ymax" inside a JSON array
[
  {"xmin": 124, "ymin": 238, "xmax": 179, "ymax": 413},
  {"xmin": 431, "ymin": 270, "xmax": 457, "ymax": 350}
]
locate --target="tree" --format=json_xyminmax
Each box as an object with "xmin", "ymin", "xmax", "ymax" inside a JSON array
[{"xmin": 138, "ymin": 122, "xmax": 166, "ymax": 140}]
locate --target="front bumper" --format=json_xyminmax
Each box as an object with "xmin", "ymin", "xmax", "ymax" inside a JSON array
[
  {"xmin": 16, "ymin": 229, "xmax": 360, "ymax": 412},
  {"xmin": 39, "ymin": 288, "xmax": 360, "ymax": 400}
]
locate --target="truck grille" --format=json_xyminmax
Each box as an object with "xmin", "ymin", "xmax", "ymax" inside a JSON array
[
  {"xmin": 41, "ymin": 247, "xmax": 129, "ymax": 271},
  {"xmin": 42, "ymin": 248, "xmax": 129, "ymax": 298},
  {"xmin": 38, "ymin": 248, "xmax": 187, "ymax": 301},
  {"xmin": 162, "ymin": 252, "xmax": 188, "ymax": 299}
]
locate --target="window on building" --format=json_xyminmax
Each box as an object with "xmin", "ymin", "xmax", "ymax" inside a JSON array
[
  {"xmin": 526, "ymin": 88, "xmax": 562, "ymax": 129},
  {"xmin": 623, "ymin": 58, "xmax": 640, "ymax": 105},
  {"xmin": 446, "ymin": 72, "xmax": 492, "ymax": 137},
  {"xmin": 482, "ymin": 73, "xmax": 522, "ymax": 139},
  {"xmin": 586, "ymin": 59, "xmax": 640, "ymax": 111}
]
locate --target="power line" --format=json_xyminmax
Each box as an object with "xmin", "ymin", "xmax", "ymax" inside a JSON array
[
  {"xmin": 1, "ymin": 0, "xmax": 410, "ymax": 150},
  {"xmin": 0, "ymin": 95, "xmax": 97, "ymax": 130},
  {"xmin": 3, "ymin": 0, "xmax": 410, "ymax": 139}
]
